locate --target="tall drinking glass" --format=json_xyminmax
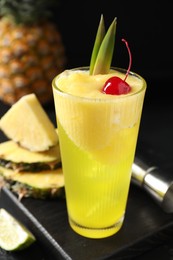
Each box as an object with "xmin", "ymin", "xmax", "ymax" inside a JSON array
[{"xmin": 52, "ymin": 67, "xmax": 146, "ymax": 239}]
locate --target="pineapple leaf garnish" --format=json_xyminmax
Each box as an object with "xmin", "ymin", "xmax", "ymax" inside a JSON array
[
  {"xmin": 90, "ymin": 16, "xmax": 117, "ymax": 75},
  {"xmin": 89, "ymin": 15, "xmax": 105, "ymax": 75}
]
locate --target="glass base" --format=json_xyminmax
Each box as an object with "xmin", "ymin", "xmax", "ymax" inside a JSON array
[{"xmin": 69, "ymin": 216, "xmax": 124, "ymax": 239}]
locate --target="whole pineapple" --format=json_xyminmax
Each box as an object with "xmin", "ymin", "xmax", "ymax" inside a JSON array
[{"xmin": 0, "ymin": 0, "xmax": 66, "ymax": 105}]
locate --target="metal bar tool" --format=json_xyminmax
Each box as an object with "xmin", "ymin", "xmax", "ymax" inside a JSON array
[{"xmin": 132, "ymin": 157, "xmax": 173, "ymax": 213}]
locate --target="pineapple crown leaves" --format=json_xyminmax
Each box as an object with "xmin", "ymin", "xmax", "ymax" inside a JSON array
[
  {"xmin": 0, "ymin": 0, "xmax": 61, "ymax": 24},
  {"xmin": 89, "ymin": 15, "xmax": 117, "ymax": 75}
]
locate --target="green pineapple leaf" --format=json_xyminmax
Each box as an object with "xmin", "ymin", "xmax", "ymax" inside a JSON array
[
  {"xmin": 91, "ymin": 17, "xmax": 117, "ymax": 75},
  {"xmin": 89, "ymin": 14, "xmax": 105, "ymax": 75}
]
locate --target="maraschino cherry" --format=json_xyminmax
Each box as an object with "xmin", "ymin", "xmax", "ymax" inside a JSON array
[{"xmin": 102, "ymin": 39, "xmax": 132, "ymax": 95}]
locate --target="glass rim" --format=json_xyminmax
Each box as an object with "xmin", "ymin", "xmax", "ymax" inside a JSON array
[{"xmin": 52, "ymin": 66, "xmax": 147, "ymax": 102}]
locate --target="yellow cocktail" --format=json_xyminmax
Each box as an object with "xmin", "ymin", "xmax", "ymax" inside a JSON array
[{"xmin": 52, "ymin": 67, "xmax": 146, "ymax": 238}]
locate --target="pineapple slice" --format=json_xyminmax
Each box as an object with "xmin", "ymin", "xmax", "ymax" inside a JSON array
[
  {"xmin": 0, "ymin": 140, "xmax": 61, "ymax": 172},
  {"xmin": 0, "ymin": 94, "xmax": 58, "ymax": 152},
  {"xmin": 0, "ymin": 167, "xmax": 64, "ymax": 199}
]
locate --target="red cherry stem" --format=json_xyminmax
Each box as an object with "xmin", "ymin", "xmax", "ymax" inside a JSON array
[{"xmin": 121, "ymin": 39, "xmax": 132, "ymax": 82}]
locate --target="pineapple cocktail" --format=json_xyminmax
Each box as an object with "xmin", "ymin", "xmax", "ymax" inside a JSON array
[{"xmin": 52, "ymin": 16, "xmax": 147, "ymax": 238}]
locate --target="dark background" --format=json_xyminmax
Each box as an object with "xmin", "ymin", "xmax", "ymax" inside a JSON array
[{"xmin": 53, "ymin": 0, "xmax": 173, "ymax": 105}]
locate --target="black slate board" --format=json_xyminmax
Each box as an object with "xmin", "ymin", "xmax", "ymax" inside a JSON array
[
  {"xmin": 1, "ymin": 183, "xmax": 173, "ymax": 260},
  {"xmin": 1, "ymin": 100, "xmax": 173, "ymax": 260}
]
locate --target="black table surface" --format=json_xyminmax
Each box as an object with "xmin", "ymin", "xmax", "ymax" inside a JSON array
[{"xmin": 0, "ymin": 96, "xmax": 173, "ymax": 260}]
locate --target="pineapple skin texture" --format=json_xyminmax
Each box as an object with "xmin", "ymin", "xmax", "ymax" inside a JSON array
[
  {"xmin": 0, "ymin": 93, "xmax": 59, "ymax": 152},
  {"xmin": 0, "ymin": 18, "xmax": 66, "ymax": 105},
  {"xmin": 0, "ymin": 166, "xmax": 64, "ymax": 199}
]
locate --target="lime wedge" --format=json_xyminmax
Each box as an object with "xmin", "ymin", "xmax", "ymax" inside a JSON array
[{"xmin": 0, "ymin": 208, "xmax": 36, "ymax": 251}]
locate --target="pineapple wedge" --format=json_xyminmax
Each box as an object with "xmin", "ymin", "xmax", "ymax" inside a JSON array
[
  {"xmin": 0, "ymin": 167, "xmax": 64, "ymax": 199},
  {"xmin": 0, "ymin": 140, "xmax": 61, "ymax": 172},
  {"xmin": 0, "ymin": 94, "xmax": 58, "ymax": 152}
]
